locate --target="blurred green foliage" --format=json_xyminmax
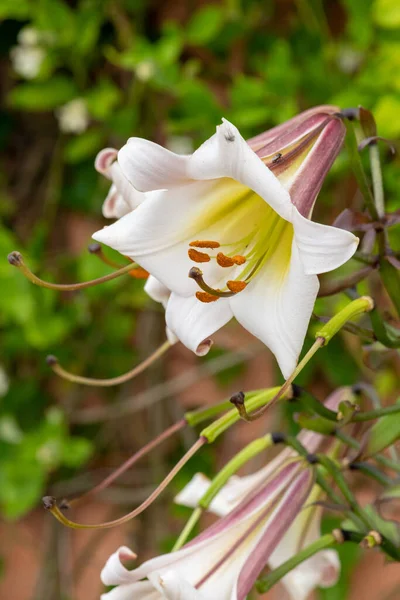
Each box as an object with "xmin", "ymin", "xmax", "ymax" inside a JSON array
[{"xmin": 0, "ymin": 0, "xmax": 400, "ymax": 596}]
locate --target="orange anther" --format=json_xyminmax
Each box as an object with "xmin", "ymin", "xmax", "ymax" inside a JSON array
[
  {"xmin": 233, "ymin": 255, "xmax": 246, "ymax": 265},
  {"xmin": 227, "ymin": 280, "xmax": 247, "ymax": 293},
  {"xmin": 189, "ymin": 240, "xmax": 220, "ymax": 249},
  {"xmin": 188, "ymin": 249, "xmax": 211, "ymax": 263},
  {"xmin": 129, "ymin": 267, "xmax": 149, "ymax": 279},
  {"xmin": 196, "ymin": 291, "xmax": 220, "ymax": 303},
  {"xmin": 217, "ymin": 252, "xmax": 235, "ymax": 267}
]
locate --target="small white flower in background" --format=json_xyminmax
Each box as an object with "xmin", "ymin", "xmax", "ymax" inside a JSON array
[
  {"xmin": 10, "ymin": 26, "xmax": 45, "ymax": 80},
  {"xmin": 56, "ymin": 98, "xmax": 89, "ymax": 134},
  {"xmin": 100, "ymin": 459, "xmax": 314, "ymax": 600},
  {"xmin": 135, "ymin": 61, "xmax": 155, "ymax": 82},
  {"xmin": 175, "ymin": 388, "xmax": 346, "ymax": 600},
  {"xmin": 93, "ymin": 107, "xmax": 359, "ymax": 376},
  {"xmin": 0, "ymin": 365, "xmax": 9, "ymax": 397}
]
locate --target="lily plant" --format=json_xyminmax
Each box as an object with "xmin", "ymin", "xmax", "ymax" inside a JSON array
[
  {"xmin": 93, "ymin": 106, "xmax": 358, "ymax": 377},
  {"xmin": 100, "ymin": 458, "xmax": 314, "ymax": 600}
]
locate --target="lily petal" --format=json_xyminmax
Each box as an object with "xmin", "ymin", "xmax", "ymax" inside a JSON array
[
  {"xmin": 293, "ymin": 208, "xmax": 359, "ymax": 275},
  {"xmin": 151, "ymin": 571, "xmax": 207, "ymax": 600},
  {"xmin": 276, "ymin": 549, "xmax": 340, "ymax": 600},
  {"xmin": 101, "ymin": 580, "xmax": 160, "ymax": 600},
  {"xmin": 187, "ymin": 119, "xmax": 293, "ymax": 221},
  {"xmin": 166, "ymin": 293, "xmax": 233, "ymax": 356},
  {"xmin": 118, "ymin": 139, "xmax": 189, "ymax": 192},
  {"xmin": 95, "ymin": 148, "xmax": 118, "ymax": 179},
  {"xmin": 231, "ymin": 242, "xmax": 319, "ymax": 379},
  {"xmin": 92, "ymin": 179, "xmax": 247, "ymax": 297},
  {"xmin": 144, "ymin": 276, "xmax": 172, "ymax": 308}
]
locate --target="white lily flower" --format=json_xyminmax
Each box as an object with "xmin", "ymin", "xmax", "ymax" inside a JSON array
[
  {"xmin": 175, "ymin": 389, "xmax": 347, "ymax": 599},
  {"xmin": 92, "ymin": 108, "xmax": 359, "ymax": 377},
  {"xmin": 101, "ymin": 459, "xmax": 314, "ymax": 600}
]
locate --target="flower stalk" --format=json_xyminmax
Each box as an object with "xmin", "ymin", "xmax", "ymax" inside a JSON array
[{"xmin": 256, "ymin": 530, "xmax": 365, "ymax": 593}]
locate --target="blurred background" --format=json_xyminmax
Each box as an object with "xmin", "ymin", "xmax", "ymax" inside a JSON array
[{"xmin": 0, "ymin": 0, "xmax": 399, "ymax": 598}]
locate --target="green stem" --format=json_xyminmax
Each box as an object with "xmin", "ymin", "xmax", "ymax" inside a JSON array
[
  {"xmin": 344, "ymin": 120, "xmax": 378, "ymax": 221},
  {"xmin": 369, "ymin": 308, "xmax": 400, "ymax": 348},
  {"xmin": 173, "ymin": 434, "xmax": 274, "ymax": 550},
  {"xmin": 351, "ymin": 462, "xmax": 393, "ymax": 487},
  {"xmin": 199, "ymin": 435, "xmax": 273, "ymax": 509},
  {"xmin": 185, "ymin": 390, "xmax": 262, "ymax": 427},
  {"xmin": 200, "ymin": 387, "xmax": 286, "ymax": 442},
  {"xmin": 316, "ymin": 455, "xmax": 372, "ymax": 529},
  {"xmin": 172, "ymin": 507, "xmax": 202, "ymax": 552},
  {"xmin": 256, "ymin": 533, "xmax": 348, "ymax": 593},
  {"xmin": 352, "ymin": 404, "xmax": 400, "ymax": 422}
]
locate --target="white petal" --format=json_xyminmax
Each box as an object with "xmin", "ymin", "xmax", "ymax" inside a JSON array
[
  {"xmin": 278, "ymin": 550, "xmax": 340, "ymax": 600},
  {"xmin": 144, "ymin": 276, "xmax": 171, "ymax": 308},
  {"xmin": 187, "ymin": 119, "xmax": 293, "ymax": 221},
  {"xmin": 151, "ymin": 571, "xmax": 207, "ymax": 600},
  {"xmin": 174, "ymin": 473, "xmax": 237, "ymax": 516},
  {"xmin": 166, "ymin": 293, "xmax": 233, "ymax": 356},
  {"xmin": 109, "ymin": 161, "xmax": 145, "ymax": 212},
  {"xmin": 92, "ymin": 180, "xmax": 242, "ymax": 297},
  {"xmin": 293, "ymin": 208, "xmax": 359, "ymax": 275},
  {"xmin": 102, "ymin": 185, "xmax": 130, "ymax": 219},
  {"xmin": 231, "ymin": 242, "xmax": 319, "ymax": 378},
  {"xmin": 118, "ymin": 119, "xmax": 293, "ymax": 221},
  {"xmin": 95, "ymin": 148, "xmax": 118, "ymax": 178},
  {"xmin": 101, "ymin": 546, "xmax": 137, "ymax": 586},
  {"xmin": 101, "ymin": 580, "xmax": 161, "ymax": 600},
  {"xmin": 118, "ymin": 139, "xmax": 189, "ymax": 192}
]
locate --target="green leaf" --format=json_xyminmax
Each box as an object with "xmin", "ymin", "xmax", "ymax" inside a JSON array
[
  {"xmin": 366, "ymin": 399, "xmax": 400, "ymax": 456},
  {"xmin": 8, "ymin": 77, "xmax": 77, "ymax": 111},
  {"xmin": 373, "ymin": 0, "xmax": 400, "ymax": 28},
  {"xmin": 64, "ymin": 128, "xmax": 106, "ymax": 164},
  {"xmin": 186, "ymin": 6, "xmax": 225, "ymax": 45}
]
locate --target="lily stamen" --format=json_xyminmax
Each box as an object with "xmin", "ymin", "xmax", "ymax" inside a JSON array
[
  {"xmin": 189, "ymin": 240, "xmax": 220, "ymax": 249},
  {"xmin": 188, "ymin": 248, "xmax": 211, "ymax": 263},
  {"xmin": 189, "ymin": 267, "xmax": 236, "ymax": 298},
  {"xmin": 8, "ymin": 251, "xmax": 141, "ymax": 291},
  {"xmin": 45, "ymin": 340, "xmax": 171, "ymax": 387},
  {"xmin": 87, "ymin": 242, "xmax": 126, "ymax": 269},
  {"xmin": 196, "ymin": 292, "xmax": 220, "ymax": 303}
]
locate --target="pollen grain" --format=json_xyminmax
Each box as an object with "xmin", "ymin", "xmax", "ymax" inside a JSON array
[
  {"xmin": 227, "ymin": 280, "xmax": 247, "ymax": 293},
  {"xmin": 188, "ymin": 249, "xmax": 211, "ymax": 263},
  {"xmin": 196, "ymin": 291, "xmax": 220, "ymax": 303},
  {"xmin": 217, "ymin": 252, "xmax": 235, "ymax": 267},
  {"xmin": 232, "ymin": 255, "xmax": 246, "ymax": 265},
  {"xmin": 189, "ymin": 240, "xmax": 220, "ymax": 249}
]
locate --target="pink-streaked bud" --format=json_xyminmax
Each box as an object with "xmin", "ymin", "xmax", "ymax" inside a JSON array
[{"xmin": 249, "ymin": 106, "xmax": 345, "ymax": 218}]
